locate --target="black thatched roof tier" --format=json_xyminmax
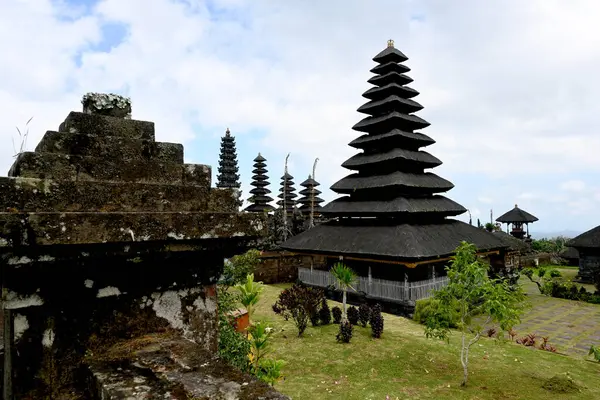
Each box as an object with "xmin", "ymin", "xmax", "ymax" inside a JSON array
[
  {"xmin": 353, "ymin": 111, "xmax": 430, "ymax": 133},
  {"xmin": 373, "ymin": 42, "xmax": 408, "ymax": 64},
  {"xmin": 245, "ymin": 152, "xmax": 274, "ymax": 213},
  {"xmin": 367, "ymin": 72, "xmax": 413, "ymax": 87},
  {"xmin": 496, "ymin": 205, "xmax": 539, "ymax": 224},
  {"xmin": 492, "ymin": 231, "xmax": 530, "ymax": 253},
  {"xmin": 321, "ymin": 195, "xmax": 465, "ymax": 217},
  {"xmin": 330, "ymin": 171, "xmax": 454, "ymax": 195},
  {"xmin": 357, "ymin": 95, "xmax": 423, "ymax": 116},
  {"xmin": 349, "ymin": 129, "xmax": 435, "ymax": 150},
  {"xmin": 299, "ymin": 187, "xmax": 322, "ymax": 196},
  {"xmin": 568, "ymin": 226, "xmax": 600, "ymax": 249},
  {"xmin": 282, "ymin": 219, "xmax": 505, "ymax": 261},
  {"xmin": 362, "ymin": 83, "xmax": 419, "ymax": 100},
  {"xmin": 370, "ymin": 61, "xmax": 410, "ymax": 75},
  {"xmin": 342, "ymin": 147, "xmax": 441, "ymax": 171}
]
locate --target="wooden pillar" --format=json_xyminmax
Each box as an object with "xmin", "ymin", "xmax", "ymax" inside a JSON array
[
  {"xmin": 404, "ymin": 272, "xmax": 409, "ymax": 300},
  {"xmin": 3, "ymin": 308, "xmax": 13, "ymax": 400}
]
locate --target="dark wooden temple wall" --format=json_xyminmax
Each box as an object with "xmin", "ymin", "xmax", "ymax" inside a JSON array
[
  {"xmin": 577, "ymin": 249, "xmax": 600, "ymax": 283},
  {"xmin": 256, "ymin": 252, "xmax": 326, "ymax": 284}
]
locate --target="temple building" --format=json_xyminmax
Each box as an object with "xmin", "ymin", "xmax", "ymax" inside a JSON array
[
  {"xmin": 245, "ymin": 153, "xmax": 275, "ymax": 213},
  {"xmin": 297, "ymin": 175, "xmax": 324, "ymax": 217},
  {"xmin": 282, "ymin": 40, "xmax": 506, "ymax": 313},
  {"xmin": 568, "ymin": 226, "xmax": 600, "ymax": 283},
  {"xmin": 216, "ymin": 128, "xmax": 241, "ymax": 189},
  {"xmin": 496, "ymin": 204, "xmax": 538, "ymax": 239}
]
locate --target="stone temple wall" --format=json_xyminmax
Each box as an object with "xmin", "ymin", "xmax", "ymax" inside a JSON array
[{"xmin": 0, "ymin": 103, "xmax": 286, "ymax": 399}]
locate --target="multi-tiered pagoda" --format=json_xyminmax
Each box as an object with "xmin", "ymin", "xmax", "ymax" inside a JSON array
[
  {"xmin": 297, "ymin": 175, "xmax": 324, "ymax": 216},
  {"xmin": 282, "ymin": 41, "xmax": 505, "ymax": 308},
  {"xmin": 245, "ymin": 153, "xmax": 275, "ymax": 213},
  {"xmin": 216, "ymin": 128, "xmax": 241, "ymax": 189},
  {"xmin": 277, "ymin": 172, "xmax": 297, "ymax": 214}
]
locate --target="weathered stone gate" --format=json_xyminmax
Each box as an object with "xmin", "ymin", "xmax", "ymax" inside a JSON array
[{"xmin": 0, "ymin": 103, "xmax": 286, "ymax": 399}]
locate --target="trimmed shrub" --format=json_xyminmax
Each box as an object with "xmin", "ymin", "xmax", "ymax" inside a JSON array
[
  {"xmin": 358, "ymin": 304, "xmax": 371, "ymax": 327},
  {"xmin": 318, "ymin": 299, "xmax": 332, "ymax": 325},
  {"xmin": 273, "ymin": 284, "xmax": 325, "ymax": 336},
  {"xmin": 291, "ymin": 306, "xmax": 308, "ymax": 337},
  {"xmin": 370, "ymin": 306, "xmax": 384, "ymax": 338},
  {"xmin": 336, "ymin": 320, "xmax": 353, "ymax": 343},
  {"xmin": 347, "ymin": 306, "xmax": 359, "ymax": 325},
  {"xmin": 332, "ymin": 306, "xmax": 342, "ymax": 324}
]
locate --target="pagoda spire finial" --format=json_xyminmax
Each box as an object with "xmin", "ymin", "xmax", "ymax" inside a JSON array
[
  {"xmin": 515, "ymin": 204, "xmax": 518, "ymax": 208},
  {"xmin": 225, "ymin": 127, "xmax": 230, "ymax": 136},
  {"xmin": 387, "ymin": 39, "xmax": 394, "ymax": 48}
]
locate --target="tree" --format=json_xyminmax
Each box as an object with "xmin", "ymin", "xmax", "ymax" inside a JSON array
[
  {"xmin": 423, "ymin": 241, "xmax": 527, "ymax": 387},
  {"xmin": 330, "ymin": 262, "xmax": 357, "ymax": 320},
  {"xmin": 222, "ymin": 249, "xmax": 261, "ymax": 287}
]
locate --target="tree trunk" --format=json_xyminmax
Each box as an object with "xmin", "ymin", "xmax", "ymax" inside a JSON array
[
  {"xmin": 460, "ymin": 330, "xmax": 468, "ymax": 386},
  {"xmin": 342, "ymin": 289, "xmax": 347, "ymax": 320}
]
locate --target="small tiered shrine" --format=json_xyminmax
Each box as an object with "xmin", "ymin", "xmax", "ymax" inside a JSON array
[
  {"xmin": 216, "ymin": 128, "xmax": 241, "ymax": 189},
  {"xmin": 244, "ymin": 153, "xmax": 275, "ymax": 213},
  {"xmin": 276, "ymin": 172, "xmax": 297, "ymax": 214},
  {"xmin": 496, "ymin": 204, "xmax": 538, "ymax": 239},
  {"xmin": 297, "ymin": 175, "xmax": 324, "ymax": 217},
  {"xmin": 282, "ymin": 40, "xmax": 506, "ymax": 313}
]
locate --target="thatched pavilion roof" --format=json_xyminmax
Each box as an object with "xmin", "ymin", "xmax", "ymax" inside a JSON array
[{"xmin": 496, "ymin": 205, "xmax": 538, "ymax": 224}]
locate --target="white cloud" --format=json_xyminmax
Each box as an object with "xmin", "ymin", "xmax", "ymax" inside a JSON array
[
  {"xmin": 560, "ymin": 180, "xmax": 586, "ymax": 192},
  {"xmin": 2, "ymin": 0, "xmax": 600, "ymax": 232}
]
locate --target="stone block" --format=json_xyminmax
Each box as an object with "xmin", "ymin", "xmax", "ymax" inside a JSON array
[
  {"xmin": 59, "ymin": 111, "xmax": 155, "ymax": 140},
  {"xmin": 0, "ymin": 177, "xmax": 210, "ymax": 213},
  {"xmin": 35, "ymin": 130, "xmax": 184, "ymax": 164},
  {"xmin": 208, "ymin": 188, "xmax": 241, "ymax": 213},
  {"xmin": 183, "ymin": 163, "xmax": 212, "ymax": 187},
  {"xmin": 8, "ymin": 152, "xmax": 78, "ymax": 181},
  {"xmin": 9, "ymin": 152, "xmax": 192, "ymax": 185},
  {"xmin": 0, "ymin": 211, "xmax": 267, "ymax": 246}
]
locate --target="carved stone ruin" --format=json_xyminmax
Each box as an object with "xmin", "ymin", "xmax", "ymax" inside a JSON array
[{"xmin": 0, "ymin": 99, "xmax": 286, "ymax": 399}]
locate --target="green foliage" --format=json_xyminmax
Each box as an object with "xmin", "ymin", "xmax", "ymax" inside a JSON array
[
  {"xmin": 331, "ymin": 306, "xmax": 342, "ymax": 324},
  {"xmin": 347, "ymin": 306, "xmax": 359, "ymax": 325},
  {"xmin": 291, "ymin": 306, "xmax": 309, "ymax": 337},
  {"xmin": 423, "ymin": 241, "xmax": 527, "ymax": 387},
  {"xmin": 223, "ymin": 249, "xmax": 262, "ymax": 287},
  {"xmin": 530, "ymin": 237, "xmax": 568, "ymax": 258},
  {"xmin": 358, "ymin": 304, "xmax": 371, "ymax": 327},
  {"xmin": 336, "ymin": 320, "xmax": 353, "ymax": 343},
  {"xmin": 588, "ymin": 345, "xmax": 600, "ymax": 362},
  {"xmin": 318, "ymin": 299, "xmax": 332, "ymax": 325},
  {"xmin": 248, "ymin": 322, "xmax": 285, "ymax": 386},
  {"xmin": 235, "ymin": 273, "xmax": 264, "ymax": 317},
  {"xmin": 522, "ymin": 267, "xmax": 561, "ymax": 294},
  {"xmin": 330, "ymin": 262, "xmax": 357, "ymax": 319},
  {"xmin": 413, "ymin": 298, "xmax": 463, "ymax": 329},
  {"xmin": 217, "ymin": 289, "xmax": 251, "ymax": 372}
]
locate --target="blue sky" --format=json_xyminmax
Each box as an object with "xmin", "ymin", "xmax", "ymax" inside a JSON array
[{"xmin": 2, "ymin": 0, "xmax": 600, "ymax": 237}]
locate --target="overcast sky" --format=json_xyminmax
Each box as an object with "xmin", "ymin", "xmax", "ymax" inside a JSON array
[{"xmin": 2, "ymin": 0, "xmax": 600, "ymax": 236}]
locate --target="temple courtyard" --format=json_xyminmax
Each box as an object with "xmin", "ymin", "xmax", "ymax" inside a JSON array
[{"xmin": 253, "ymin": 281, "xmax": 600, "ymax": 399}]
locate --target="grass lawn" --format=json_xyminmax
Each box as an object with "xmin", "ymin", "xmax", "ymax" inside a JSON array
[{"xmin": 253, "ymin": 284, "xmax": 600, "ymax": 400}]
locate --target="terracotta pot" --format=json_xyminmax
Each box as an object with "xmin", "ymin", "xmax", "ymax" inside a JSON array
[{"xmin": 228, "ymin": 308, "xmax": 249, "ymax": 333}]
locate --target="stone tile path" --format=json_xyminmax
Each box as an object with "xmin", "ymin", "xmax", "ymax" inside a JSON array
[{"xmin": 512, "ymin": 278, "xmax": 600, "ymax": 357}]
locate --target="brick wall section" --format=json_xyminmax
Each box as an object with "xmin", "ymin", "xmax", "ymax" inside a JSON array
[{"xmin": 256, "ymin": 251, "xmax": 326, "ymax": 284}]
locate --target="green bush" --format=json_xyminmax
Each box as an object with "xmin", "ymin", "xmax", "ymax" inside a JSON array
[
  {"xmin": 413, "ymin": 298, "xmax": 462, "ymax": 329},
  {"xmin": 217, "ymin": 289, "xmax": 251, "ymax": 371},
  {"xmin": 222, "ymin": 249, "xmax": 262, "ymax": 287}
]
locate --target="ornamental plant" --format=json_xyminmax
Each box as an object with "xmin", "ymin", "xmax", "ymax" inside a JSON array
[
  {"xmin": 347, "ymin": 306, "xmax": 359, "ymax": 325},
  {"xmin": 336, "ymin": 320, "xmax": 353, "ymax": 343},
  {"xmin": 332, "ymin": 306, "xmax": 342, "ymax": 324},
  {"xmin": 318, "ymin": 298, "xmax": 332, "ymax": 325},
  {"xmin": 358, "ymin": 304, "xmax": 371, "ymax": 327}
]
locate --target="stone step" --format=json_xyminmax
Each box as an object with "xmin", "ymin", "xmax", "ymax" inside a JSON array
[
  {"xmin": 0, "ymin": 210, "xmax": 265, "ymax": 247},
  {"xmin": 8, "ymin": 152, "xmax": 210, "ymax": 186},
  {"xmin": 0, "ymin": 176, "xmax": 212, "ymax": 213},
  {"xmin": 58, "ymin": 111, "xmax": 155, "ymax": 140},
  {"xmin": 36, "ymin": 130, "xmax": 184, "ymax": 164},
  {"xmin": 87, "ymin": 338, "xmax": 288, "ymax": 400}
]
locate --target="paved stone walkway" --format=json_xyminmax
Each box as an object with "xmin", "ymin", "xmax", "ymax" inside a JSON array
[{"xmin": 511, "ymin": 276, "xmax": 600, "ymax": 357}]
